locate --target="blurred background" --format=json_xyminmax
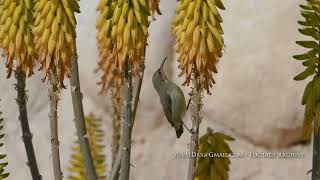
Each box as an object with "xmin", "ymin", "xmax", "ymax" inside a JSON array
[{"xmin": 0, "ymin": 0, "xmax": 313, "ymax": 179}]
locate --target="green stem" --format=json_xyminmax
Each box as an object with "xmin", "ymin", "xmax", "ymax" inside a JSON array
[
  {"xmin": 70, "ymin": 56, "xmax": 97, "ymax": 180},
  {"xmin": 132, "ymin": 62, "xmax": 145, "ymax": 127},
  {"xmin": 110, "ymin": 144, "xmax": 122, "ymax": 180}
]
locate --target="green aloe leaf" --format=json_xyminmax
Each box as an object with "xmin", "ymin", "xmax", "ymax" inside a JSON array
[
  {"xmin": 0, "ymin": 173, "xmax": 9, "ymax": 179},
  {"xmin": 302, "ymin": 80, "xmax": 314, "ymax": 105},
  {"xmin": 296, "ymin": 41, "xmax": 319, "ymax": 49},
  {"xmin": 294, "ymin": 50, "xmax": 318, "ymax": 60},
  {"xmin": 314, "ymin": 75, "xmax": 320, "ymax": 102},
  {"xmin": 309, "ymin": 0, "xmax": 320, "ymax": 11},
  {"xmin": 303, "ymin": 58, "xmax": 318, "ymax": 66},
  {"xmin": 294, "ymin": 64, "xmax": 317, "ymax": 81},
  {"xmin": 196, "ymin": 130, "xmax": 234, "ymax": 180},
  {"xmin": 298, "ymin": 20, "xmax": 319, "ymax": 27},
  {"xmin": 300, "ymin": 4, "xmax": 313, "ymax": 10},
  {"xmin": 298, "ymin": 28, "xmax": 319, "ymax": 37},
  {"xmin": 297, "ymin": 0, "xmax": 320, "ymax": 139},
  {"xmin": 301, "ymin": 11, "xmax": 320, "ymax": 22},
  {"xmin": 305, "ymin": 88, "xmax": 316, "ymax": 118},
  {"xmin": 0, "ymin": 163, "xmax": 8, "ymax": 169}
]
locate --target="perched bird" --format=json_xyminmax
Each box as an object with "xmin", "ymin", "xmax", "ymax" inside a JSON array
[{"xmin": 152, "ymin": 58, "xmax": 187, "ymax": 138}]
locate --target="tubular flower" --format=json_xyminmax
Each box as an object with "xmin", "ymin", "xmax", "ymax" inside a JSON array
[
  {"xmin": 148, "ymin": 0, "xmax": 161, "ymax": 18},
  {"xmin": 96, "ymin": 0, "xmax": 150, "ymax": 89},
  {"xmin": 96, "ymin": 0, "xmax": 123, "ymax": 93},
  {"xmin": 32, "ymin": 0, "xmax": 80, "ymax": 86},
  {"xmin": 0, "ymin": 0, "xmax": 35, "ymax": 77},
  {"xmin": 173, "ymin": 0, "xmax": 225, "ymax": 94}
]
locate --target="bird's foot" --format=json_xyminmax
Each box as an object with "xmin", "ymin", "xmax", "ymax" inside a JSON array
[
  {"xmin": 182, "ymin": 121, "xmax": 193, "ymax": 134},
  {"xmin": 186, "ymin": 90, "xmax": 194, "ymax": 110}
]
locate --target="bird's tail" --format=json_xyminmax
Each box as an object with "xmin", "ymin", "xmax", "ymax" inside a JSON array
[{"xmin": 175, "ymin": 123, "xmax": 183, "ymax": 138}]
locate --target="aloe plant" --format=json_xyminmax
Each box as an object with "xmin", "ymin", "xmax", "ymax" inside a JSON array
[
  {"xmin": 293, "ymin": 1, "xmax": 320, "ymax": 179},
  {"xmin": 0, "ymin": 0, "xmax": 41, "ymax": 179},
  {"xmin": 172, "ymin": 0, "xmax": 226, "ymax": 179},
  {"xmin": 195, "ymin": 128, "xmax": 234, "ymax": 180},
  {"xmin": 95, "ymin": 0, "xmax": 157, "ymax": 179},
  {"xmin": 33, "ymin": 0, "xmax": 83, "ymax": 178}
]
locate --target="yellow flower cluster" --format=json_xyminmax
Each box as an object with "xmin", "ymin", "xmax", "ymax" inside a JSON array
[
  {"xmin": 0, "ymin": 0, "xmax": 35, "ymax": 77},
  {"xmin": 96, "ymin": 0, "xmax": 122, "ymax": 93},
  {"xmin": 33, "ymin": 0, "xmax": 80, "ymax": 86},
  {"xmin": 96, "ymin": 0, "xmax": 150, "ymax": 92},
  {"xmin": 173, "ymin": 0, "xmax": 225, "ymax": 94},
  {"xmin": 148, "ymin": 0, "xmax": 161, "ymax": 18}
]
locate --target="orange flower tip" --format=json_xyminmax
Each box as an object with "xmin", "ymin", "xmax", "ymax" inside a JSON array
[
  {"xmin": 6, "ymin": 71, "xmax": 12, "ymax": 79},
  {"xmin": 41, "ymin": 76, "xmax": 46, "ymax": 83},
  {"xmin": 60, "ymin": 83, "xmax": 67, "ymax": 89}
]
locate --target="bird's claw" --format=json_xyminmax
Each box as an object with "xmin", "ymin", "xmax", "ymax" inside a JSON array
[
  {"xmin": 182, "ymin": 121, "xmax": 193, "ymax": 134},
  {"xmin": 186, "ymin": 90, "xmax": 194, "ymax": 110}
]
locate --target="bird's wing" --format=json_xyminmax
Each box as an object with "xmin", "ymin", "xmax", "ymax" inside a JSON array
[
  {"xmin": 168, "ymin": 84, "xmax": 187, "ymax": 124},
  {"xmin": 160, "ymin": 93, "xmax": 174, "ymax": 127}
]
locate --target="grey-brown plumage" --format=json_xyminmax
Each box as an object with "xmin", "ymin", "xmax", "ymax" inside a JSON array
[{"xmin": 152, "ymin": 58, "xmax": 186, "ymax": 138}]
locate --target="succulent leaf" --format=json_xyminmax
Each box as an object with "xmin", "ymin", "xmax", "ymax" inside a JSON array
[
  {"xmin": 195, "ymin": 130, "xmax": 234, "ymax": 180},
  {"xmin": 294, "ymin": 0, "xmax": 320, "ymax": 140}
]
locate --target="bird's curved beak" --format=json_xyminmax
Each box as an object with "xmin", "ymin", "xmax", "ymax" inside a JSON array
[{"xmin": 160, "ymin": 57, "xmax": 167, "ymax": 81}]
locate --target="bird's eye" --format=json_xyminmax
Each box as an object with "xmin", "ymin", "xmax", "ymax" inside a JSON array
[{"xmin": 158, "ymin": 71, "xmax": 161, "ymax": 75}]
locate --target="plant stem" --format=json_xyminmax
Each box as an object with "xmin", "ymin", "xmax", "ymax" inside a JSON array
[
  {"xmin": 312, "ymin": 130, "xmax": 320, "ymax": 180},
  {"xmin": 313, "ymin": 36, "xmax": 320, "ymax": 180},
  {"xmin": 132, "ymin": 62, "xmax": 145, "ymax": 127},
  {"xmin": 15, "ymin": 68, "xmax": 42, "ymax": 180},
  {"xmin": 187, "ymin": 75, "xmax": 202, "ymax": 180},
  {"xmin": 110, "ymin": 46, "xmax": 146, "ymax": 180},
  {"xmin": 312, "ymin": 33, "xmax": 320, "ymax": 180},
  {"xmin": 110, "ymin": 144, "xmax": 122, "ymax": 180},
  {"xmin": 110, "ymin": 63, "xmax": 144, "ymax": 180},
  {"xmin": 70, "ymin": 56, "xmax": 97, "ymax": 180},
  {"xmin": 120, "ymin": 61, "xmax": 133, "ymax": 180},
  {"xmin": 48, "ymin": 72, "xmax": 62, "ymax": 180}
]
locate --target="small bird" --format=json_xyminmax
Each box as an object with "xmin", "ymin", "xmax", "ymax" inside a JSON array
[{"xmin": 152, "ymin": 58, "xmax": 187, "ymax": 138}]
